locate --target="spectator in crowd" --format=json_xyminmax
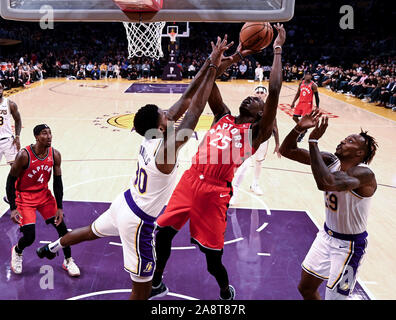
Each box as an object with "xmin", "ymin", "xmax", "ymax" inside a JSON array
[
  {"xmin": 238, "ymin": 60, "xmax": 247, "ymax": 79},
  {"xmin": 255, "ymin": 63, "xmax": 264, "ymax": 82}
]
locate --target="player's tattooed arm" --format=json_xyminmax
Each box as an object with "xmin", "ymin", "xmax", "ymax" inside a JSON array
[
  {"xmin": 166, "ymin": 44, "xmax": 229, "ymax": 123},
  {"xmin": 308, "ymin": 117, "xmax": 376, "ymax": 193},
  {"xmin": 9, "ymin": 100, "xmax": 22, "ymax": 151},
  {"xmin": 280, "ymin": 110, "xmax": 337, "ymax": 166},
  {"xmin": 157, "ymin": 36, "xmax": 232, "ymax": 174}
]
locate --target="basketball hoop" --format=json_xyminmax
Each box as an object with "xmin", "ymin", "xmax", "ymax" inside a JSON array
[{"xmin": 123, "ymin": 21, "xmax": 166, "ymax": 59}]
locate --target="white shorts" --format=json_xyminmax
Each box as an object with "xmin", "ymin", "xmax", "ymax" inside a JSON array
[
  {"xmin": 254, "ymin": 140, "xmax": 269, "ymax": 162},
  {"xmin": 302, "ymin": 229, "xmax": 368, "ymax": 298},
  {"xmin": 91, "ymin": 190, "xmax": 157, "ymax": 283},
  {"xmin": 0, "ymin": 137, "xmax": 17, "ymax": 163}
]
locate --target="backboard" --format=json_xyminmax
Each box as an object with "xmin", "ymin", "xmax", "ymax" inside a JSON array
[{"xmin": 0, "ymin": 0, "xmax": 295, "ymax": 23}]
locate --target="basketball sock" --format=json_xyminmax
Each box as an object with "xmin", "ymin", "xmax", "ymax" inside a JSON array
[
  {"xmin": 17, "ymin": 224, "xmax": 36, "ymax": 252},
  {"xmin": 153, "ymin": 226, "xmax": 178, "ymax": 287},
  {"xmin": 48, "ymin": 238, "xmax": 65, "ymax": 253},
  {"xmin": 15, "ymin": 245, "xmax": 23, "ymax": 255},
  {"xmin": 252, "ymin": 160, "xmax": 262, "ymax": 186},
  {"xmin": 62, "ymin": 246, "xmax": 72, "ymax": 260},
  {"xmin": 205, "ymin": 250, "xmax": 230, "ymax": 293}
]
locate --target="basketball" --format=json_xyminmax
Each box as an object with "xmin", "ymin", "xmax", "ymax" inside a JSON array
[{"xmin": 239, "ymin": 22, "xmax": 274, "ymax": 51}]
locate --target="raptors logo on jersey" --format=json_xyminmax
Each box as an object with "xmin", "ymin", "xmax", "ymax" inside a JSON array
[
  {"xmin": 192, "ymin": 114, "xmax": 256, "ymax": 182},
  {"xmin": 16, "ymin": 145, "xmax": 54, "ymax": 192}
]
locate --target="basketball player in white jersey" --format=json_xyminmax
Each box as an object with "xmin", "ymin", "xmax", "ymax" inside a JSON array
[
  {"xmin": 0, "ymin": 83, "xmax": 22, "ymax": 204},
  {"xmin": 36, "ymin": 36, "xmax": 233, "ymax": 300},
  {"xmin": 0, "ymin": 83, "xmax": 22, "ymax": 164},
  {"xmin": 280, "ymin": 109, "xmax": 378, "ymax": 300},
  {"xmin": 230, "ymin": 85, "xmax": 281, "ymax": 204}
]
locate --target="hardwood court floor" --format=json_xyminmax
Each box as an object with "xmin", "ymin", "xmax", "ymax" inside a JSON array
[{"xmin": 1, "ymin": 78, "xmax": 395, "ymax": 299}]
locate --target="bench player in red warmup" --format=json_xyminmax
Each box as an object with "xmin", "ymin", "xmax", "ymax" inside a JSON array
[
  {"xmin": 290, "ymin": 71, "xmax": 320, "ymax": 142},
  {"xmin": 6, "ymin": 124, "xmax": 80, "ymax": 277},
  {"xmin": 151, "ymin": 24, "xmax": 286, "ymax": 300}
]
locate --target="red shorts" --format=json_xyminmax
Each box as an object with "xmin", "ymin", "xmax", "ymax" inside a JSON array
[
  {"xmin": 16, "ymin": 189, "xmax": 57, "ymax": 227},
  {"xmin": 156, "ymin": 167, "xmax": 232, "ymax": 250},
  {"xmin": 293, "ymin": 102, "xmax": 313, "ymax": 116}
]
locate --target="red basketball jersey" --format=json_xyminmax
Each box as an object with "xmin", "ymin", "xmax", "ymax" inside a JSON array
[
  {"xmin": 299, "ymin": 80, "xmax": 314, "ymax": 104},
  {"xmin": 192, "ymin": 114, "xmax": 256, "ymax": 182},
  {"xmin": 16, "ymin": 145, "xmax": 54, "ymax": 192}
]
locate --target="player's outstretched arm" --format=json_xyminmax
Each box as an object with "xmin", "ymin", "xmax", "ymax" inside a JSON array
[
  {"xmin": 53, "ymin": 148, "xmax": 64, "ymax": 226},
  {"xmin": 6, "ymin": 149, "xmax": 28, "ymax": 224},
  {"xmin": 165, "ymin": 35, "xmax": 234, "ymax": 123},
  {"xmin": 313, "ymin": 83, "xmax": 320, "ymax": 108},
  {"xmin": 290, "ymin": 83, "xmax": 301, "ymax": 109},
  {"xmin": 9, "ymin": 100, "xmax": 22, "ymax": 151},
  {"xmin": 308, "ymin": 117, "xmax": 376, "ymax": 193},
  {"xmin": 279, "ymin": 110, "xmax": 337, "ymax": 165},
  {"xmin": 272, "ymin": 118, "xmax": 281, "ymax": 158},
  {"xmin": 208, "ymin": 41, "xmax": 259, "ymax": 122},
  {"xmin": 165, "ymin": 59, "xmax": 211, "ymax": 122},
  {"xmin": 156, "ymin": 36, "xmax": 233, "ymax": 174},
  {"xmin": 253, "ymin": 23, "xmax": 285, "ymax": 147}
]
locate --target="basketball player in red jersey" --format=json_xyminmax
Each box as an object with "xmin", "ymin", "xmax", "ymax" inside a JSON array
[
  {"xmin": 6, "ymin": 124, "xmax": 80, "ymax": 276},
  {"xmin": 290, "ymin": 71, "xmax": 320, "ymax": 142},
  {"xmin": 151, "ymin": 24, "xmax": 286, "ymax": 300}
]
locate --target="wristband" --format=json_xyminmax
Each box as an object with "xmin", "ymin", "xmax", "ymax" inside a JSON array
[
  {"xmin": 274, "ymin": 45, "xmax": 282, "ymax": 50},
  {"xmin": 308, "ymin": 139, "xmax": 319, "ymax": 144},
  {"xmin": 209, "ymin": 64, "xmax": 218, "ymax": 70}
]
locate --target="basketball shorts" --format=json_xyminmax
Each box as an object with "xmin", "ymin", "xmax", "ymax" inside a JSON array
[
  {"xmin": 0, "ymin": 137, "xmax": 17, "ymax": 163},
  {"xmin": 293, "ymin": 102, "xmax": 313, "ymax": 117},
  {"xmin": 156, "ymin": 167, "xmax": 232, "ymax": 251},
  {"xmin": 301, "ymin": 226, "xmax": 368, "ymax": 299},
  {"xmin": 16, "ymin": 189, "xmax": 57, "ymax": 227},
  {"xmin": 91, "ymin": 190, "xmax": 156, "ymax": 283}
]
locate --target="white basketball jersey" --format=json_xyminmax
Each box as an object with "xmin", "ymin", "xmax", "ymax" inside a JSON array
[
  {"xmin": 0, "ymin": 98, "xmax": 14, "ymax": 139},
  {"xmin": 129, "ymin": 138, "xmax": 179, "ymax": 218},
  {"xmin": 324, "ymin": 157, "xmax": 372, "ymax": 234}
]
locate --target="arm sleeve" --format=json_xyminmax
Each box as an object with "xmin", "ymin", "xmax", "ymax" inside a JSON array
[
  {"xmin": 53, "ymin": 175, "xmax": 63, "ymax": 209},
  {"xmin": 6, "ymin": 175, "xmax": 18, "ymax": 210},
  {"xmin": 314, "ymin": 91, "xmax": 320, "ymax": 107}
]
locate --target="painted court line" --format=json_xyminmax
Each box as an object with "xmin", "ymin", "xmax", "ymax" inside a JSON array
[
  {"xmin": 256, "ymin": 222, "xmax": 269, "ymax": 233},
  {"xmin": 67, "ymin": 289, "xmax": 198, "ymax": 300},
  {"xmin": 257, "ymin": 252, "xmax": 271, "ymax": 257},
  {"xmin": 109, "ymin": 237, "xmax": 244, "ymax": 250}
]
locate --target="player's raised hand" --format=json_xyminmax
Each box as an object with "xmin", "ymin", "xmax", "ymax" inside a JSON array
[
  {"xmin": 296, "ymin": 109, "xmax": 322, "ymax": 131},
  {"xmin": 210, "ymin": 35, "xmax": 234, "ymax": 67},
  {"xmin": 309, "ymin": 116, "xmax": 329, "ymax": 140},
  {"xmin": 236, "ymin": 42, "xmax": 261, "ymax": 57},
  {"xmin": 273, "ymin": 23, "xmax": 286, "ymax": 48}
]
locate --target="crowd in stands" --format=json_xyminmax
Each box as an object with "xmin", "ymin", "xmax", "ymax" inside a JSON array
[{"xmin": 0, "ymin": 1, "xmax": 394, "ymax": 108}]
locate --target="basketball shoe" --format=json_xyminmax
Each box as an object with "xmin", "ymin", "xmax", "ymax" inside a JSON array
[
  {"xmin": 63, "ymin": 257, "xmax": 80, "ymax": 277},
  {"xmin": 11, "ymin": 245, "xmax": 23, "ymax": 274},
  {"xmin": 149, "ymin": 282, "xmax": 169, "ymax": 300},
  {"xmin": 220, "ymin": 285, "xmax": 236, "ymax": 300},
  {"xmin": 36, "ymin": 244, "xmax": 57, "ymax": 260}
]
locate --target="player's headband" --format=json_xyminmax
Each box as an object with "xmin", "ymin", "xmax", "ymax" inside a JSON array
[
  {"xmin": 33, "ymin": 124, "xmax": 50, "ymax": 136},
  {"xmin": 255, "ymin": 86, "xmax": 267, "ymax": 94}
]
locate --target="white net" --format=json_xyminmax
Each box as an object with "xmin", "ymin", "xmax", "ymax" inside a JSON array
[{"xmin": 123, "ymin": 21, "xmax": 166, "ymax": 60}]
